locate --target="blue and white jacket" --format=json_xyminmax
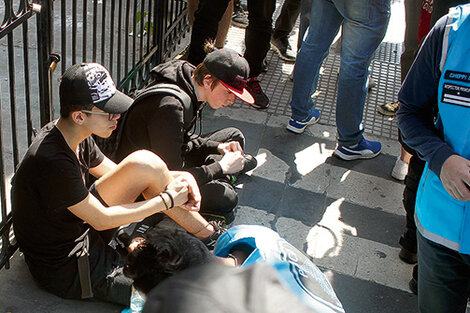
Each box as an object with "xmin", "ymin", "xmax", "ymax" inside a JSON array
[
  {"xmin": 214, "ymin": 225, "xmax": 344, "ymax": 313},
  {"xmin": 397, "ymin": 4, "xmax": 470, "ymax": 254}
]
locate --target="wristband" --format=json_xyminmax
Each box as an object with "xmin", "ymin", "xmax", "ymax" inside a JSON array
[
  {"xmin": 162, "ymin": 191, "xmax": 174, "ymax": 209},
  {"xmin": 159, "ymin": 194, "xmax": 169, "ymax": 210}
]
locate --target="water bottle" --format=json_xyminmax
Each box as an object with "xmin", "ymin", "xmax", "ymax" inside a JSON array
[{"xmin": 121, "ymin": 289, "xmax": 145, "ymax": 313}]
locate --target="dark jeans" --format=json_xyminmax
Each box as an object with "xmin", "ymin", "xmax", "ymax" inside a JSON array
[
  {"xmin": 418, "ymin": 232, "xmax": 470, "ymax": 313},
  {"xmin": 185, "ymin": 127, "xmax": 245, "ymax": 217},
  {"xmin": 188, "ymin": 0, "xmax": 276, "ymax": 77}
]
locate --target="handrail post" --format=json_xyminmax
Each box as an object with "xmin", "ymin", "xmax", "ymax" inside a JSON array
[{"xmin": 37, "ymin": 0, "xmax": 54, "ymax": 126}]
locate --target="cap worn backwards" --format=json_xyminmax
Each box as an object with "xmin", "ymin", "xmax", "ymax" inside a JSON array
[
  {"xmin": 60, "ymin": 63, "xmax": 133, "ymax": 114},
  {"xmin": 203, "ymin": 48, "xmax": 255, "ymax": 104}
]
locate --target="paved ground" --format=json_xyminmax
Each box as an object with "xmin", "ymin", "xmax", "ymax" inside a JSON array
[{"xmin": 0, "ymin": 1, "xmax": 447, "ymax": 312}]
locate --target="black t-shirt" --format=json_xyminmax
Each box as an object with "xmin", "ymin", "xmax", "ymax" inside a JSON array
[{"xmin": 11, "ymin": 121, "xmax": 118, "ymax": 298}]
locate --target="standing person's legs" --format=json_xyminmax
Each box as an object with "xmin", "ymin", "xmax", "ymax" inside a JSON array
[
  {"xmin": 272, "ymin": 0, "xmax": 302, "ymax": 40},
  {"xmin": 188, "ymin": 0, "xmax": 233, "ymax": 49},
  {"xmin": 244, "ymin": 0, "xmax": 276, "ymax": 78},
  {"xmin": 290, "ymin": 0, "xmax": 343, "ymax": 121},
  {"xmin": 271, "ymin": 0, "xmax": 301, "ymax": 61},
  {"xmin": 188, "ymin": 0, "xmax": 231, "ymax": 66},
  {"xmin": 335, "ymin": 0, "xmax": 390, "ymax": 146},
  {"xmin": 94, "ymin": 150, "xmax": 215, "ymax": 239},
  {"xmin": 417, "ymin": 233, "xmax": 470, "ymax": 313},
  {"xmin": 298, "ymin": 0, "xmax": 313, "ymax": 50},
  {"xmin": 401, "ymin": 0, "xmax": 423, "ymax": 82},
  {"xmin": 400, "ymin": 154, "xmax": 425, "ymax": 262}
]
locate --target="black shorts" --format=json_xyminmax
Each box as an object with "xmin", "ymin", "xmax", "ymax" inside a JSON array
[{"xmin": 88, "ymin": 183, "xmax": 133, "ymax": 306}]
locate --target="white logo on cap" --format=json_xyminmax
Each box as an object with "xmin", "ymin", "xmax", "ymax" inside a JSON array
[{"xmin": 84, "ymin": 63, "xmax": 117, "ymax": 104}]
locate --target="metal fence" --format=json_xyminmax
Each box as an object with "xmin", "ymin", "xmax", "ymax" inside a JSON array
[{"xmin": 0, "ymin": 0, "xmax": 190, "ymax": 270}]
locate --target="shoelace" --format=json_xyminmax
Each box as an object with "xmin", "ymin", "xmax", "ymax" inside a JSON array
[{"xmin": 249, "ymin": 80, "xmax": 262, "ymax": 94}]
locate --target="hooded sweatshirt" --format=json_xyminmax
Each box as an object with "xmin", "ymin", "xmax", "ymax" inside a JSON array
[{"xmin": 116, "ymin": 60, "xmax": 223, "ymax": 184}]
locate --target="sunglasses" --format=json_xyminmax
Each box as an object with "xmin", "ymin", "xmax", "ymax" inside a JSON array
[{"xmin": 81, "ymin": 110, "xmax": 119, "ymax": 121}]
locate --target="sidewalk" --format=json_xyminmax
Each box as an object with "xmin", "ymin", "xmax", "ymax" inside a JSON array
[{"xmin": 0, "ymin": 2, "xmax": 422, "ymax": 312}]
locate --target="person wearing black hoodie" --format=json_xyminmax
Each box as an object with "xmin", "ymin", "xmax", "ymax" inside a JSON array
[{"xmin": 115, "ymin": 46, "xmax": 257, "ymax": 224}]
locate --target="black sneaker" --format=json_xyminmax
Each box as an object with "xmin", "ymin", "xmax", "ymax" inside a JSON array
[
  {"xmin": 201, "ymin": 209, "xmax": 235, "ymax": 226},
  {"xmin": 271, "ymin": 37, "xmax": 296, "ymax": 63},
  {"xmin": 241, "ymin": 153, "xmax": 257, "ymax": 173},
  {"xmin": 246, "ymin": 78, "xmax": 269, "ymax": 109},
  {"xmin": 201, "ymin": 220, "xmax": 227, "ymax": 250},
  {"xmin": 399, "ymin": 246, "xmax": 417, "ymax": 264},
  {"xmin": 409, "ymin": 265, "xmax": 418, "ymax": 295},
  {"xmin": 231, "ymin": 5, "xmax": 248, "ymax": 28}
]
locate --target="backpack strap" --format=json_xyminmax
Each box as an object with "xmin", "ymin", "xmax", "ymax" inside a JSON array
[{"xmin": 133, "ymin": 83, "xmax": 193, "ymax": 128}]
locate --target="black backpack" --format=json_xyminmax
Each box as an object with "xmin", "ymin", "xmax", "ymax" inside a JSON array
[{"xmin": 94, "ymin": 83, "xmax": 192, "ymax": 161}]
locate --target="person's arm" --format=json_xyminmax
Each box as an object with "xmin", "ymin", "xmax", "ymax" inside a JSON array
[
  {"xmin": 68, "ymin": 175, "xmax": 196, "ymax": 231},
  {"xmin": 397, "ymin": 16, "xmax": 455, "ymax": 177},
  {"xmin": 90, "ymin": 156, "xmax": 116, "ymax": 178},
  {"xmin": 145, "ymin": 96, "xmax": 224, "ymax": 184}
]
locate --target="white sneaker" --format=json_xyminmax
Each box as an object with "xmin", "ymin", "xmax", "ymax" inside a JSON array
[{"xmin": 391, "ymin": 157, "xmax": 409, "ymax": 181}]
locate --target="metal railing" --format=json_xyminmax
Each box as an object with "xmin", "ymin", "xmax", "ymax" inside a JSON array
[{"xmin": 0, "ymin": 0, "xmax": 190, "ymax": 270}]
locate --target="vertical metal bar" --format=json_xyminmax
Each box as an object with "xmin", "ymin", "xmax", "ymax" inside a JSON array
[
  {"xmin": 22, "ymin": 20, "xmax": 33, "ymax": 145},
  {"xmin": 82, "ymin": 0, "xmax": 88, "ymax": 61},
  {"xmin": 61, "ymin": 0, "xmax": 66, "ymax": 73},
  {"xmin": 156, "ymin": 0, "xmax": 164, "ymax": 64},
  {"xmin": 37, "ymin": 0, "xmax": 53, "ymax": 126},
  {"xmin": 72, "ymin": 0, "xmax": 77, "ymax": 64},
  {"xmin": 124, "ymin": 0, "xmax": 130, "ymax": 76},
  {"xmin": 0, "ymin": 88, "xmax": 5, "ymax": 223},
  {"xmin": 116, "ymin": 0, "xmax": 123, "ymax": 85},
  {"xmin": 132, "ymin": 0, "xmax": 137, "ymax": 65},
  {"xmin": 7, "ymin": 33, "xmax": 19, "ymax": 167},
  {"xmin": 92, "ymin": 0, "xmax": 97, "ymax": 62},
  {"xmin": 109, "ymin": 0, "xmax": 115, "ymax": 73},
  {"xmin": 101, "ymin": 0, "xmax": 106, "ymax": 65},
  {"xmin": 139, "ymin": 0, "xmax": 144, "ymax": 62},
  {"xmin": 131, "ymin": 0, "xmax": 137, "ymax": 89},
  {"xmin": 146, "ymin": 0, "xmax": 151, "ymax": 55}
]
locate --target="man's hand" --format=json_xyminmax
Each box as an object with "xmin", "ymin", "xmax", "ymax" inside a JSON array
[
  {"xmin": 219, "ymin": 151, "xmax": 244, "ymax": 174},
  {"xmin": 170, "ymin": 171, "xmax": 201, "ymax": 211},
  {"xmin": 218, "ymin": 141, "xmax": 243, "ymax": 155},
  {"xmin": 440, "ymin": 154, "xmax": 470, "ymax": 201}
]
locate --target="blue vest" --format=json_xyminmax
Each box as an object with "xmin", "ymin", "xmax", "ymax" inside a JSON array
[
  {"xmin": 214, "ymin": 225, "xmax": 344, "ymax": 313},
  {"xmin": 416, "ymin": 4, "xmax": 470, "ymax": 254}
]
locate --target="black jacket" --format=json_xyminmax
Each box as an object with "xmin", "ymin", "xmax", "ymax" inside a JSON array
[{"xmin": 116, "ymin": 60, "xmax": 223, "ymax": 185}]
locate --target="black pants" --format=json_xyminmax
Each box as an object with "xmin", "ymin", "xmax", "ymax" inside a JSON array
[
  {"xmin": 400, "ymin": 153, "xmax": 425, "ymax": 253},
  {"xmin": 185, "ymin": 127, "xmax": 246, "ymax": 219},
  {"xmin": 272, "ymin": 0, "xmax": 301, "ymax": 41},
  {"xmin": 418, "ymin": 233, "xmax": 470, "ymax": 313},
  {"xmin": 188, "ymin": 0, "xmax": 276, "ymax": 77}
]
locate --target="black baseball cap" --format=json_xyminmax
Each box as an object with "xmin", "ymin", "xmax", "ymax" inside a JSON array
[
  {"xmin": 60, "ymin": 63, "xmax": 133, "ymax": 114},
  {"xmin": 203, "ymin": 48, "xmax": 255, "ymax": 105}
]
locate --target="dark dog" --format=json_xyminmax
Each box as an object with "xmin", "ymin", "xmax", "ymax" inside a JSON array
[{"xmin": 123, "ymin": 228, "xmax": 214, "ymax": 294}]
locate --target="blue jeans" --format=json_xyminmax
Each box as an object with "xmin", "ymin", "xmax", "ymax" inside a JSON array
[
  {"xmin": 418, "ymin": 232, "xmax": 470, "ymax": 313},
  {"xmin": 290, "ymin": 0, "xmax": 390, "ymax": 146}
]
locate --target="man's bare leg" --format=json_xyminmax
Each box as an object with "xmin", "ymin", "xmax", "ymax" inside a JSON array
[{"xmin": 95, "ymin": 150, "xmax": 214, "ymax": 238}]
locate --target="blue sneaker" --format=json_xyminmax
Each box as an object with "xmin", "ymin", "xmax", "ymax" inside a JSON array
[
  {"xmin": 335, "ymin": 138, "xmax": 382, "ymax": 160},
  {"xmin": 286, "ymin": 109, "xmax": 320, "ymax": 134}
]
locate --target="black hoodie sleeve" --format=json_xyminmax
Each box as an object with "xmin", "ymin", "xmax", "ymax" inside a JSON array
[{"xmin": 146, "ymin": 95, "xmax": 224, "ymax": 185}]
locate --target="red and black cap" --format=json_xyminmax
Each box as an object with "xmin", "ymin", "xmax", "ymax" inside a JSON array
[
  {"xmin": 60, "ymin": 63, "xmax": 133, "ymax": 114},
  {"xmin": 203, "ymin": 48, "xmax": 254, "ymax": 104}
]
